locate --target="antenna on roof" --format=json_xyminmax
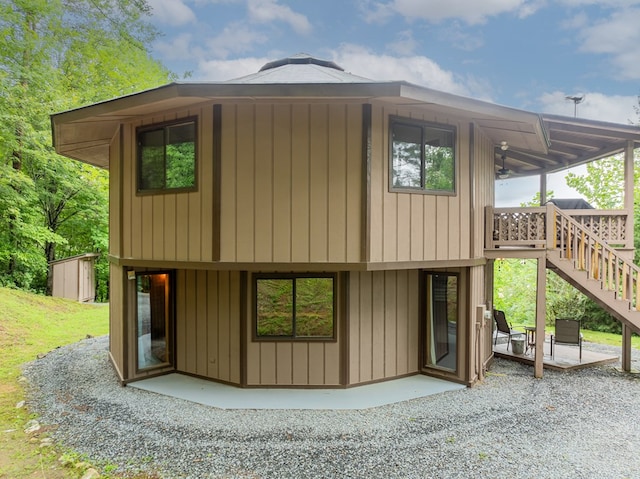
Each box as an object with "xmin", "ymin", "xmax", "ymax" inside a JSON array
[{"xmin": 565, "ymin": 95, "xmax": 585, "ymax": 118}]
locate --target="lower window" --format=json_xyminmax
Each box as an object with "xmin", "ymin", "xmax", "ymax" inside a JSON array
[
  {"xmin": 423, "ymin": 272, "xmax": 458, "ymax": 372},
  {"xmin": 254, "ymin": 274, "xmax": 336, "ymax": 340},
  {"xmin": 136, "ymin": 272, "xmax": 172, "ymax": 370}
]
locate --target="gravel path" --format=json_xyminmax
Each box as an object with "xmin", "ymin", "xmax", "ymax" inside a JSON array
[{"xmin": 23, "ymin": 336, "xmax": 640, "ymax": 479}]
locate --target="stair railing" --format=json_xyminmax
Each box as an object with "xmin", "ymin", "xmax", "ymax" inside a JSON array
[{"xmin": 549, "ymin": 205, "xmax": 640, "ymax": 311}]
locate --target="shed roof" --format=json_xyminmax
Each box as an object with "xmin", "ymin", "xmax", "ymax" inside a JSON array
[{"xmin": 51, "ymin": 54, "xmax": 640, "ymax": 177}]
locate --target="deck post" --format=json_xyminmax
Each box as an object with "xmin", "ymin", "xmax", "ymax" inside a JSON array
[
  {"xmin": 539, "ymin": 173, "xmax": 547, "ymax": 206},
  {"xmin": 624, "ymin": 140, "xmax": 635, "ymax": 251},
  {"xmin": 622, "ymin": 323, "xmax": 632, "ymax": 372},
  {"xmin": 535, "ymin": 254, "xmax": 546, "ymax": 378}
]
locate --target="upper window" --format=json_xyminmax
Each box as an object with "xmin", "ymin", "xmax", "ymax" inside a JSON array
[
  {"xmin": 390, "ymin": 118, "xmax": 456, "ymax": 194},
  {"xmin": 137, "ymin": 119, "xmax": 197, "ymax": 193},
  {"xmin": 254, "ymin": 274, "xmax": 336, "ymax": 340}
]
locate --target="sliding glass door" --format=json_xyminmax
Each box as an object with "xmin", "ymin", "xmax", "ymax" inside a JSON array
[
  {"xmin": 423, "ymin": 272, "xmax": 458, "ymax": 372},
  {"xmin": 136, "ymin": 272, "xmax": 172, "ymax": 371}
]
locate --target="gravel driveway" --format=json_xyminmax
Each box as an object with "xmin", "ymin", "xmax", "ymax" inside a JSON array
[{"xmin": 23, "ymin": 336, "xmax": 640, "ymax": 479}]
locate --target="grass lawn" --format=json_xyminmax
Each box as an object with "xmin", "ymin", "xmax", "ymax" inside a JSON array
[{"xmin": 0, "ymin": 287, "xmax": 110, "ymax": 478}]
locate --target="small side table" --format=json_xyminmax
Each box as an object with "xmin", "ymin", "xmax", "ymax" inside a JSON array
[{"xmin": 524, "ymin": 326, "xmax": 536, "ymax": 356}]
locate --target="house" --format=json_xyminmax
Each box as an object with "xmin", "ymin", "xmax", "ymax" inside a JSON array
[{"xmin": 51, "ymin": 54, "xmax": 640, "ymax": 388}]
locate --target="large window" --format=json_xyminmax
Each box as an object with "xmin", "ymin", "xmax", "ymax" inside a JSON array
[
  {"xmin": 254, "ymin": 274, "xmax": 336, "ymax": 340},
  {"xmin": 390, "ymin": 118, "xmax": 455, "ymax": 193},
  {"xmin": 137, "ymin": 119, "xmax": 197, "ymax": 193}
]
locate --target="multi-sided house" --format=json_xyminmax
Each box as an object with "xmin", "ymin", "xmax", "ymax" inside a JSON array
[{"xmin": 51, "ymin": 54, "xmax": 640, "ymax": 388}]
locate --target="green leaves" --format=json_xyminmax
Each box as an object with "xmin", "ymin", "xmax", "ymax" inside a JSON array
[{"xmin": 0, "ymin": 0, "xmax": 173, "ymax": 295}]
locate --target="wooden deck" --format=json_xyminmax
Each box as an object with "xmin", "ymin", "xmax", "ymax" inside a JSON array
[{"xmin": 493, "ymin": 339, "xmax": 618, "ymax": 371}]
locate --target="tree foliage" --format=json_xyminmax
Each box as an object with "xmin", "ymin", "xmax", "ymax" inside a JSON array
[{"xmin": 0, "ymin": 0, "xmax": 173, "ymax": 296}]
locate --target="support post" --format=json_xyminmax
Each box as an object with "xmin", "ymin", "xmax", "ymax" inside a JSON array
[
  {"xmin": 622, "ymin": 323, "xmax": 632, "ymax": 372},
  {"xmin": 624, "ymin": 140, "xmax": 635, "ymax": 251},
  {"xmin": 535, "ymin": 255, "xmax": 546, "ymax": 378},
  {"xmin": 540, "ymin": 173, "xmax": 547, "ymax": 206}
]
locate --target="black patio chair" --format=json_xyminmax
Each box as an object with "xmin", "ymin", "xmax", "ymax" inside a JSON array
[
  {"xmin": 493, "ymin": 309, "xmax": 523, "ymax": 351},
  {"xmin": 551, "ymin": 319, "xmax": 583, "ymax": 361}
]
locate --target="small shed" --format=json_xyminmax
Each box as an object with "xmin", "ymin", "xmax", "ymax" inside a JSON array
[{"xmin": 50, "ymin": 253, "xmax": 99, "ymax": 302}]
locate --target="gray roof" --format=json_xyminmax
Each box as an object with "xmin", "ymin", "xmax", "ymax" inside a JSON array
[{"xmin": 227, "ymin": 53, "xmax": 375, "ymax": 84}]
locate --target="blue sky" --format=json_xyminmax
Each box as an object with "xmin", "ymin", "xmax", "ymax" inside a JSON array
[{"xmin": 145, "ymin": 0, "xmax": 640, "ymax": 205}]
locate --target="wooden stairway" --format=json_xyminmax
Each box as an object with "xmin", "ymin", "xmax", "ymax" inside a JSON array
[{"xmin": 545, "ymin": 206, "xmax": 640, "ymax": 335}]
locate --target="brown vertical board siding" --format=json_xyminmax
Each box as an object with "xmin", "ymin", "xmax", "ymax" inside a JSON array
[
  {"xmin": 175, "ymin": 270, "xmax": 187, "ymax": 370},
  {"xmin": 290, "ymin": 104, "xmax": 310, "ymax": 262},
  {"xmin": 307, "ymin": 342, "xmax": 325, "ymax": 384},
  {"xmin": 109, "ymin": 128, "xmax": 121, "ymax": 257},
  {"xmin": 228, "ymin": 271, "xmax": 241, "ymax": 384},
  {"xmin": 235, "ymin": 104, "xmax": 256, "ymax": 262},
  {"xmin": 346, "ymin": 105, "xmax": 363, "ymax": 263},
  {"xmin": 217, "ymin": 271, "xmax": 231, "ymax": 381},
  {"xmin": 141, "ymin": 196, "xmax": 153, "ymax": 260},
  {"xmin": 423, "ymin": 195, "xmax": 437, "ymax": 261},
  {"xmin": 358, "ymin": 271, "xmax": 373, "ymax": 382},
  {"xmin": 196, "ymin": 270, "xmax": 208, "ymax": 376},
  {"xmin": 384, "ymin": 271, "xmax": 397, "ymax": 377},
  {"xmin": 276, "ymin": 343, "xmax": 293, "ymax": 385},
  {"xmin": 395, "ymin": 270, "xmax": 409, "ymax": 375},
  {"xmin": 407, "ymin": 270, "xmax": 420, "ymax": 371},
  {"xmin": 188, "ymin": 190, "xmax": 201, "ymax": 261},
  {"xmin": 324, "ymin": 342, "xmax": 340, "ymax": 385},
  {"xmin": 348, "ymin": 272, "xmax": 361, "ymax": 383},
  {"xmin": 383, "ymin": 190, "xmax": 397, "ymax": 262},
  {"xmin": 184, "ymin": 269, "xmax": 197, "ymax": 374},
  {"xmin": 448, "ymin": 198, "xmax": 461, "ymax": 259},
  {"xmin": 164, "ymin": 195, "xmax": 177, "ymax": 261},
  {"xmin": 152, "ymin": 196, "xmax": 164, "ymax": 258},
  {"xmin": 206, "ymin": 271, "xmax": 219, "ymax": 379},
  {"xmin": 371, "ymin": 271, "xmax": 385, "ymax": 379},
  {"xmin": 457, "ymin": 127, "xmax": 471, "ymax": 258},
  {"xmin": 108, "ymin": 264, "xmax": 125, "ymax": 380},
  {"xmin": 200, "ymin": 105, "xmax": 214, "ymax": 262},
  {"xmin": 368, "ymin": 105, "xmax": 384, "ymax": 262},
  {"xmin": 360, "ymin": 104, "xmax": 372, "ymax": 263},
  {"xmin": 254, "ymin": 104, "xmax": 274, "ymax": 262},
  {"xmin": 272, "ymin": 104, "xmax": 292, "ymax": 263},
  {"xmin": 128, "ymin": 127, "xmax": 142, "ymax": 259},
  {"xmin": 410, "ymin": 195, "xmax": 424, "ymax": 261},
  {"xmin": 309, "ymin": 104, "xmax": 329, "ymax": 262},
  {"xmin": 435, "ymin": 196, "xmax": 449, "ymax": 260},
  {"xmin": 396, "ymin": 195, "xmax": 411, "ymax": 261},
  {"xmin": 292, "ymin": 342, "xmax": 309, "ymax": 384},
  {"xmin": 327, "ymin": 104, "xmax": 348, "ymax": 262},
  {"xmin": 219, "ymin": 105, "xmax": 237, "ymax": 262},
  {"xmin": 175, "ymin": 188, "xmax": 190, "ymax": 261},
  {"xmin": 260, "ymin": 343, "xmax": 277, "ymax": 384}
]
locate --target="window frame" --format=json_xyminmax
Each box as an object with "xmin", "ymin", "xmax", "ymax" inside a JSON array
[
  {"xmin": 388, "ymin": 116, "xmax": 457, "ymax": 195},
  {"xmin": 136, "ymin": 117, "xmax": 198, "ymax": 195},
  {"xmin": 252, "ymin": 272, "xmax": 338, "ymax": 342}
]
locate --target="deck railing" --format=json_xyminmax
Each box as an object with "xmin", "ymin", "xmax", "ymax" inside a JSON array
[
  {"xmin": 486, "ymin": 205, "xmax": 629, "ymax": 249},
  {"xmin": 551, "ymin": 207, "xmax": 640, "ymax": 311}
]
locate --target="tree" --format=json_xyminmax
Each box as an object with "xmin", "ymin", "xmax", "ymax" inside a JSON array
[{"xmin": 0, "ymin": 0, "xmax": 173, "ymax": 295}]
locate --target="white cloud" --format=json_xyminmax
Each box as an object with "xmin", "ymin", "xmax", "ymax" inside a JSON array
[
  {"xmin": 331, "ymin": 44, "xmax": 477, "ymax": 97},
  {"xmin": 387, "ymin": 30, "xmax": 418, "ymax": 56},
  {"xmin": 575, "ymin": 8, "xmax": 640, "ymax": 80},
  {"xmin": 154, "ymin": 33, "xmax": 200, "ymax": 62},
  {"xmin": 147, "ymin": 0, "xmax": 196, "ymax": 26},
  {"xmin": 380, "ymin": 0, "xmax": 536, "ymax": 25},
  {"xmin": 206, "ymin": 23, "xmax": 268, "ymax": 59},
  {"xmin": 537, "ymin": 90, "xmax": 638, "ymax": 124},
  {"xmin": 197, "ymin": 57, "xmax": 269, "ymax": 81},
  {"xmin": 247, "ymin": 0, "xmax": 312, "ymax": 34}
]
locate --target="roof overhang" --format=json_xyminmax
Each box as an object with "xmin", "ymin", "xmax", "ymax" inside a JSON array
[{"xmin": 51, "ymin": 81, "xmax": 639, "ymax": 174}]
